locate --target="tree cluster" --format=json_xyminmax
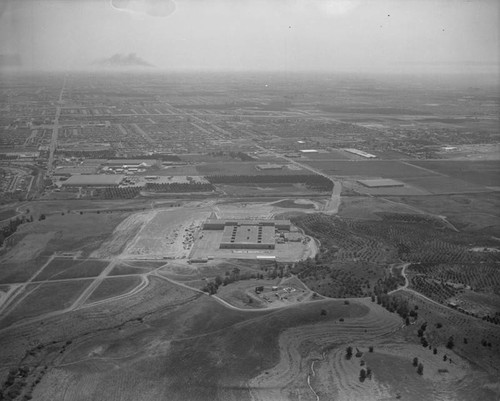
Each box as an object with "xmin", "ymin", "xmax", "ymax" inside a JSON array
[
  {"xmin": 0, "ymin": 216, "xmax": 29, "ymax": 247},
  {"xmin": 145, "ymin": 182, "xmax": 214, "ymax": 193},
  {"xmin": 208, "ymin": 151, "xmax": 256, "ymax": 161},
  {"xmin": 95, "ymin": 187, "xmax": 141, "ymax": 199}
]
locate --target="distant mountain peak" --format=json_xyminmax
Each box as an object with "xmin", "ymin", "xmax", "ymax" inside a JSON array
[{"xmin": 93, "ymin": 53, "xmax": 153, "ymax": 67}]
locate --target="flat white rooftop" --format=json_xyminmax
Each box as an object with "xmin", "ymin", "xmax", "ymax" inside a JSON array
[
  {"xmin": 61, "ymin": 174, "xmax": 125, "ymax": 186},
  {"xmin": 345, "ymin": 148, "xmax": 377, "ymax": 158},
  {"xmin": 357, "ymin": 179, "xmax": 404, "ymax": 188}
]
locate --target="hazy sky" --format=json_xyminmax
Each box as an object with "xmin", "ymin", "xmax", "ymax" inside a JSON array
[{"xmin": 1, "ymin": 0, "xmax": 499, "ymax": 73}]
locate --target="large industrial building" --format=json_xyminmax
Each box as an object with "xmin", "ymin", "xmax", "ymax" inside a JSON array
[
  {"xmin": 220, "ymin": 224, "xmax": 275, "ymax": 249},
  {"xmin": 61, "ymin": 174, "xmax": 125, "ymax": 187},
  {"xmin": 202, "ymin": 219, "xmax": 291, "ymax": 250}
]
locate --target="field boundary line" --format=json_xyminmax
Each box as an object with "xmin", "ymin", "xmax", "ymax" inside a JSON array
[
  {"xmin": 0, "ymin": 254, "xmax": 56, "ymax": 316},
  {"xmin": 400, "ymin": 161, "xmax": 448, "ymax": 176}
]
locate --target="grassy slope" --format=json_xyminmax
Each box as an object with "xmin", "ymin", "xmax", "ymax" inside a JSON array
[
  {"xmin": 0, "ymin": 279, "xmax": 93, "ymax": 328},
  {"xmin": 0, "ymin": 213, "xmax": 129, "ymax": 283},
  {"xmin": 34, "ymin": 259, "xmax": 109, "ymax": 281},
  {"xmin": 30, "ymin": 296, "xmax": 367, "ymax": 401},
  {"xmin": 156, "ymin": 298, "xmax": 368, "ymax": 401},
  {"xmin": 85, "ymin": 276, "xmax": 142, "ymax": 304}
]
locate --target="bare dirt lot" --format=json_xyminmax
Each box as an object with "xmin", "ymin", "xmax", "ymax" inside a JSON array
[{"xmin": 122, "ymin": 207, "xmax": 212, "ymax": 259}]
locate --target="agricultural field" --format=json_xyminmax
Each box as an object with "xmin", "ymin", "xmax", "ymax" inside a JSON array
[
  {"xmin": 406, "ymin": 262, "xmax": 500, "ymax": 307},
  {"xmin": 292, "ymin": 213, "xmax": 500, "ymax": 302},
  {"xmin": 196, "ymin": 162, "xmax": 311, "ymax": 176},
  {"xmin": 337, "ymin": 196, "xmax": 423, "ymax": 220},
  {"xmin": 382, "ymin": 193, "xmax": 500, "ymax": 232},
  {"xmin": 34, "ymin": 258, "xmax": 109, "ymax": 281},
  {"xmin": 214, "ymin": 183, "xmax": 322, "ymax": 197},
  {"xmin": 304, "ymin": 160, "xmax": 440, "ymax": 179},
  {"xmin": 407, "ymin": 160, "xmax": 500, "ymax": 188},
  {"xmin": 402, "ymin": 176, "xmax": 488, "ymax": 194}
]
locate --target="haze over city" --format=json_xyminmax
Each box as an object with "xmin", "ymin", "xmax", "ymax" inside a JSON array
[{"xmin": 0, "ymin": 0, "xmax": 499, "ymax": 74}]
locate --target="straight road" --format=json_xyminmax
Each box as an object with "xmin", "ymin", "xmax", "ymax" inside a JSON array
[
  {"xmin": 47, "ymin": 76, "xmax": 66, "ymax": 175},
  {"xmin": 70, "ymin": 258, "xmax": 118, "ymax": 308}
]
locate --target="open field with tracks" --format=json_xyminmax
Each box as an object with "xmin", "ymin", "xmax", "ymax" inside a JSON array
[
  {"xmin": 0, "ymin": 279, "xmax": 93, "ymax": 327},
  {"xmin": 85, "ymin": 276, "xmax": 144, "ymax": 304},
  {"xmin": 409, "ymin": 160, "xmax": 500, "ymax": 188},
  {"xmin": 34, "ymin": 258, "xmax": 109, "ymax": 281}
]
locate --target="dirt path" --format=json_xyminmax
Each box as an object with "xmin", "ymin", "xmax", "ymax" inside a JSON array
[
  {"xmin": 324, "ymin": 180, "xmax": 342, "ymax": 215},
  {"xmin": 81, "ymin": 274, "xmax": 150, "ymax": 309},
  {"xmin": 390, "ymin": 263, "xmax": 451, "ymax": 309},
  {"xmin": 388, "ymin": 262, "xmax": 410, "ymax": 295},
  {"xmin": 70, "ymin": 259, "xmax": 119, "ymax": 308},
  {"xmin": 0, "ymin": 254, "xmax": 56, "ymax": 316}
]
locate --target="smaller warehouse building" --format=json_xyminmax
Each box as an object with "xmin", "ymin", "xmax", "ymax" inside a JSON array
[
  {"xmin": 345, "ymin": 149, "xmax": 377, "ymax": 158},
  {"xmin": 61, "ymin": 174, "xmax": 125, "ymax": 187},
  {"xmin": 256, "ymin": 163, "xmax": 284, "ymax": 171},
  {"xmin": 357, "ymin": 179, "xmax": 404, "ymax": 188}
]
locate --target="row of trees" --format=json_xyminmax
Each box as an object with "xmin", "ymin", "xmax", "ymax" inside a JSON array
[
  {"xmin": 208, "ymin": 151, "xmax": 256, "ymax": 161},
  {"xmin": 145, "ymin": 182, "xmax": 215, "ymax": 193},
  {"xmin": 0, "ymin": 216, "xmax": 30, "ymax": 247},
  {"xmin": 206, "ymin": 174, "xmax": 333, "ymax": 191},
  {"xmin": 56, "ymin": 149, "xmax": 115, "ymax": 158},
  {"xmin": 94, "ymin": 187, "xmax": 141, "ymax": 199},
  {"xmin": 375, "ymin": 293, "xmax": 416, "ymax": 321}
]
